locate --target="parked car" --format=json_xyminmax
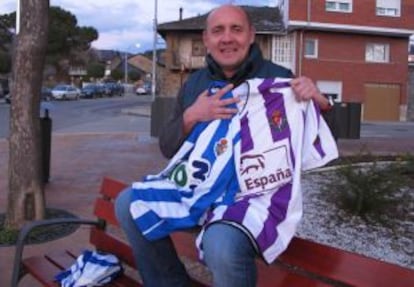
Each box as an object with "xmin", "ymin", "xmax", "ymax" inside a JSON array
[
  {"xmin": 5, "ymin": 86, "xmax": 52, "ymax": 104},
  {"xmin": 102, "ymin": 82, "xmax": 123, "ymax": 97},
  {"xmin": 4, "ymin": 93, "xmax": 10, "ymax": 104},
  {"xmin": 41, "ymin": 87, "xmax": 53, "ymax": 101},
  {"xmin": 51, "ymin": 84, "xmax": 80, "ymax": 100},
  {"xmin": 136, "ymin": 82, "xmax": 151, "ymax": 95},
  {"xmin": 0, "ymin": 78, "xmax": 9, "ymax": 100},
  {"xmin": 136, "ymin": 87, "xmax": 147, "ymax": 95},
  {"xmin": 80, "ymin": 84, "xmax": 102, "ymax": 99}
]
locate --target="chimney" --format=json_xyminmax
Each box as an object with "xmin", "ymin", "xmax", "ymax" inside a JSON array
[{"xmin": 179, "ymin": 7, "xmax": 183, "ymax": 20}]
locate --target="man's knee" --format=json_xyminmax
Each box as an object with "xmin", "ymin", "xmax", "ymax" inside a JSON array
[
  {"xmin": 202, "ymin": 224, "xmax": 253, "ymax": 265},
  {"xmin": 115, "ymin": 187, "xmax": 133, "ymax": 221}
]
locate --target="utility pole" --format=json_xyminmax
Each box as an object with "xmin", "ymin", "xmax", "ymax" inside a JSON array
[
  {"xmin": 124, "ymin": 52, "xmax": 128, "ymax": 84},
  {"xmin": 151, "ymin": 0, "xmax": 158, "ymax": 101}
]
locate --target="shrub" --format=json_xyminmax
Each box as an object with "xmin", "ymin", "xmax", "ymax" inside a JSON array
[{"xmin": 324, "ymin": 153, "xmax": 413, "ymax": 224}]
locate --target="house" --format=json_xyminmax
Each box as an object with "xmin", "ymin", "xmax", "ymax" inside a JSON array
[
  {"xmin": 155, "ymin": 1, "xmax": 414, "ymax": 127},
  {"xmin": 280, "ymin": 0, "xmax": 414, "ymax": 121}
]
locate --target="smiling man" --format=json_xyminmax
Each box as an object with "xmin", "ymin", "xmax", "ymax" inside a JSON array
[
  {"xmin": 115, "ymin": 4, "xmax": 334, "ymax": 287},
  {"xmin": 203, "ymin": 5, "xmax": 255, "ymax": 78}
]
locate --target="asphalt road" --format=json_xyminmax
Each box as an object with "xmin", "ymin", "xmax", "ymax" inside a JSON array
[
  {"xmin": 1, "ymin": 95, "xmax": 414, "ymax": 139},
  {"xmin": 0, "ymin": 94, "xmax": 152, "ymax": 139}
]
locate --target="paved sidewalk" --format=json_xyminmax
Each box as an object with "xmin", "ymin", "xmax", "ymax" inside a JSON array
[{"xmin": 1, "ymin": 130, "xmax": 414, "ymax": 286}]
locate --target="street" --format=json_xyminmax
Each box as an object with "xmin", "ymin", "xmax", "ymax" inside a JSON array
[
  {"xmin": 1, "ymin": 95, "xmax": 414, "ymax": 139},
  {"xmin": 0, "ymin": 94, "xmax": 152, "ymax": 139}
]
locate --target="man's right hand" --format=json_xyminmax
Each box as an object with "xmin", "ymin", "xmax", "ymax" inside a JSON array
[{"xmin": 183, "ymin": 83, "xmax": 239, "ymax": 134}]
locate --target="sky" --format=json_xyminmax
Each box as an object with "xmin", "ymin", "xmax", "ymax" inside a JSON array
[{"xmin": 0, "ymin": 0, "xmax": 276, "ymax": 53}]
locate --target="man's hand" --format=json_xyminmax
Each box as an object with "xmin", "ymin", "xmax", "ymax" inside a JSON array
[
  {"xmin": 291, "ymin": 76, "xmax": 330, "ymax": 110},
  {"xmin": 183, "ymin": 83, "xmax": 239, "ymax": 134}
]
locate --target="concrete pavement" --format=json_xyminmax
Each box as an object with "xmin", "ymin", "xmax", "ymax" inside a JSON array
[{"xmin": 1, "ymin": 111, "xmax": 414, "ymax": 286}]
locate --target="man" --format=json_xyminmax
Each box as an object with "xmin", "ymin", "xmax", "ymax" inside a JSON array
[
  {"xmin": 116, "ymin": 4, "xmax": 333, "ymax": 287},
  {"xmin": 159, "ymin": 5, "xmax": 329, "ymax": 158}
]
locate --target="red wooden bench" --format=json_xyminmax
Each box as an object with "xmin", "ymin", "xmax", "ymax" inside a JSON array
[{"xmin": 11, "ymin": 177, "xmax": 414, "ymax": 286}]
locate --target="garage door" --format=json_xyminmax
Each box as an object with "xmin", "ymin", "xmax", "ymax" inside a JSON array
[{"xmin": 364, "ymin": 84, "xmax": 400, "ymax": 121}]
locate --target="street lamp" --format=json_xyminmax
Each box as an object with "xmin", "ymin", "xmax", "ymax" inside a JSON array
[
  {"xmin": 151, "ymin": 0, "xmax": 158, "ymax": 101},
  {"xmin": 124, "ymin": 43, "xmax": 141, "ymax": 84}
]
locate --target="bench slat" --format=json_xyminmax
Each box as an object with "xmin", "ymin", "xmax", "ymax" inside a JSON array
[
  {"xmin": 281, "ymin": 237, "xmax": 414, "ymax": 287},
  {"xmin": 100, "ymin": 274, "xmax": 142, "ymax": 287},
  {"xmin": 22, "ymin": 256, "xmax": 62, "ymax": 287},
  {"xmin": 101, "ymin": 177, "xmax": 127, "ymax": 199},
  {"xmin": 94, "ymin": 197, "xmax": 119, "ymax": 226},
  {"xmin": 172, "ymin": 232, "xmax": 331, "ymax": 287},
  {"xmin": 90, "ymin": 227, "xmax": 137, "ymax": 268},
  {"xmin": 257, "ymin": 260, "xmax": 332, "ymax": 287},
  {"xmin": 44, "ymin": 250, "xmax": 77, "ymax": 270}
]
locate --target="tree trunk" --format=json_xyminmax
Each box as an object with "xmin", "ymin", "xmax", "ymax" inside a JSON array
[{"xmin": 5, "ymin": 0, "xmax": 50, "ymax": 229}]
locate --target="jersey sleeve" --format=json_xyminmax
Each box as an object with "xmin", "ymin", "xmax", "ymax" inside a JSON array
[{"xmin": 301, "ymin": 100, "xmax": 338, "ymax": 170}]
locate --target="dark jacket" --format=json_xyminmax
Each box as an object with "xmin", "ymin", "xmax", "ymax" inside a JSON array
[{"xmin": 159, "ymin": 43, "xmax": 293, "ymax": 158}]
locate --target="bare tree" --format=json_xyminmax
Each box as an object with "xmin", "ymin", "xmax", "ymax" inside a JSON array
[{"xmin": 5, "ymin": 0, "xmax": 50, "ymax": 229}]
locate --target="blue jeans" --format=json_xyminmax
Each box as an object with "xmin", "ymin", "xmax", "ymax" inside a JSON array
[{"xmin": 115, "ymin": 187, "xmax": 257, "ymax": 287}]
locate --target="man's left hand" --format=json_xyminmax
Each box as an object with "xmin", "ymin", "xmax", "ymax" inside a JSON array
[{"xmin": 291, "ymin": 76, "xmax": 330, "ymax": 110}]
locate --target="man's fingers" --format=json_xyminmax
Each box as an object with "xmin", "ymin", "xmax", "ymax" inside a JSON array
[
  {"xmin": 220, "ymin": 97, "xmax": 240, "ymax": 106},
  {"xmin": 211, "ymin": 83, "xmax": 234, "ymax": 99},
  {"xmin": 216, "ymin": 107, "xmax": 238, "ymax": 115},
  {"xmin": 199, "ymin": 89, "xmax": 210, "ymax": 98}
]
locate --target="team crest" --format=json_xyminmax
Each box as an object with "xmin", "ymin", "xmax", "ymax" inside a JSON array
[
  {"xmin": 215, "ymin": 138, "xmax": 228, "ymax": 156},
  {"xmin": 269, "ymin": 110, "xmax": 287, "ymax": 132}
]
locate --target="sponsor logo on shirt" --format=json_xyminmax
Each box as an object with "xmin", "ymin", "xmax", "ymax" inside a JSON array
[
  {"xmin": 239, "ymin": 145, "xmax": 292, "ymax": 196},
  {"xmin": 169, "ymin": 159, "xmax": 211, "ymax": 190}
]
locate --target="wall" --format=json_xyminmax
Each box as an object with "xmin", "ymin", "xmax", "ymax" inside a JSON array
[
  {"xmin": 408, "ymin": 65, "xmax": 414, "ymax": 121},
  {"xmin": 296, "ymin": 31, "xmax": 408, "ymax": 105},
  {"xmin": 289, "ymin": 0, "xmax": 414, "ymax": 30}
]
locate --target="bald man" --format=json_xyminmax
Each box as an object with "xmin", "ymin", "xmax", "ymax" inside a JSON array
[{"xmin": 116, "ymin": 5, "xmax": 331, "ymax": 287}]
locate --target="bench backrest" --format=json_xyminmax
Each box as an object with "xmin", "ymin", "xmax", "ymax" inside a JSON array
[
  {"xmin": 281, "ymin": 237, "xmax": 414, "ymax": 287},
  {"xmin": 89, "ymin": 177, "xmax": 136, "ymax": 268}
]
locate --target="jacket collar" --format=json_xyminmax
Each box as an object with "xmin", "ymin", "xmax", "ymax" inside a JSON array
[{"xmin": 206, "ymin": 43, "xmax": 264, "ymax": 86}]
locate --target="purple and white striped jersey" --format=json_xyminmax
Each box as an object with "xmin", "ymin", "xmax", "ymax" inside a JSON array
[{"xmin": 196, "ymin": 78, "xmax": 338, "ymax": 264}]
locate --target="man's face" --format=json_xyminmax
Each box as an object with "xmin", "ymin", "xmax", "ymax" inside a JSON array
[{"xmin": 203, "ymin": 6, "xmax": 255, "ymax": 77}]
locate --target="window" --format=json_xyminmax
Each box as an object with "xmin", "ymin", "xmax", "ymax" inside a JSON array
[
  {"xmin": 376, "ymin": 0, "xmax": 401, "ymax": 17},
  {"xmin": 365, "ymin": 43, "xmax": 390, "ymax": 63},
  {"xmin": 304, "ymin": 39, "xmax": 318, "ymax": 58},
  {"xmin": 325, "ymin": 0, "xmax": 352, "ymax": 13},
  {"xmin": 192, "ymin": 39, "xmax": 206, "ymax": 57},
  {"xmin": 317, "ymin": 81, "xmax": 343, "ymax": 103},
  {"xmin": 272, "ymin": 34, "xmax": 295, "ymax": 71}
]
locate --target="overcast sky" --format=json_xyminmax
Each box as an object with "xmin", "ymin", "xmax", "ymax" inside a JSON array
[{"xmin": 0, "ymin": 0, "xmax": 276, "ymax": 53}]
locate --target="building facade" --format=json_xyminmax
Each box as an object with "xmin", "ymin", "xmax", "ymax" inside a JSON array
[
  {"xmin": 278, "ymin": 0, "xmax": 414, "ymax": 121},
  {"xmin": 155, "ymin": 1, "xmax": 413, "ymax": 126}
]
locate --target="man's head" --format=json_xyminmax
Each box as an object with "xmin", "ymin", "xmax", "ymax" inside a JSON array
[{"xmin": 203, "ymin": 5, "xmax": 255, "ymax": 78}]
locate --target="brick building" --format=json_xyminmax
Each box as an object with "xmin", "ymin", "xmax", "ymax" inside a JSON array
[
  {"xmin": 151, "ymin": 1, "xmax": 414, "ymax": 136},
  {"xmin": 282, "ymin": 0, "xmax": 414, "ymax": 121}
]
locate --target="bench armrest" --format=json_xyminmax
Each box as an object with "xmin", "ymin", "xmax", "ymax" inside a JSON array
[{"xmin": 11, "ymin": 218, "xmax": 101, "ymax": 287}]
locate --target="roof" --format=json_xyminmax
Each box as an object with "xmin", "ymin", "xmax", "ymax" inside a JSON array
[
  {"xmin": 128, "ymin": 54, "xmax": 153, "ymax": 74},
  {"xmin": 157, "ymin": 6, "xmax": 284, "ymax": 37}
]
